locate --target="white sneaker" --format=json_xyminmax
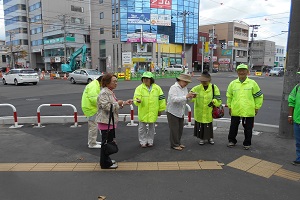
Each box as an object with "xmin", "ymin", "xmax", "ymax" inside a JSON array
[
  {"xmin": 199, "ymin": 139, "xmax": 205, "ymax": 145},
  {"xmin": 209, "ymin": 138, "xmax": 215, "ymax": 145},
  {"xmin": 111, "ymin": 160, "xmax": 116, "ymax": 164},
  {"xmin": 108, "ymin": 164, "xmax": 118, "ymax": 169},
  {"xmin": 88, "ymin": 144, "xmax": 101, "ymax": 149},
  {"xmin": 96, "ymin": 141, "xmax": 102, "ymax": 145}
]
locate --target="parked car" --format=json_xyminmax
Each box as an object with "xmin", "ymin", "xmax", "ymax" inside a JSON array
[
  {"xmin": 2, "ymin": 68, "xmax": 39, "ymax": 86},
  {"xmin": 68, "ymin": 69, "xmax": 102, "ymax": 84},
  {"xmin": 164, "ymin": 64, "xmax": 188, "ymax": 73},
  {"xmin": 269, "ymin": 67, "xmax": 284, "ymax": 76}
]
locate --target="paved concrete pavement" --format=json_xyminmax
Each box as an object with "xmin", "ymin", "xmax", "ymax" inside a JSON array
[{"xmin": 0, "ymin": 120, "xmax": 299, "ymax": 200}]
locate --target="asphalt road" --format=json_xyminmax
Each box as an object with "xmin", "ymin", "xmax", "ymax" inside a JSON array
[{"xmin": 0, "ymin": 72, "xmax": 284, "ymax": 125}]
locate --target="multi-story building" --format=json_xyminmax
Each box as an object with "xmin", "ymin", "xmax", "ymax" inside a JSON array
[
  {"xmin": 0, "ymin": 40, "xmax": 7, "ymax": 68},
  {"xmin": 192, "ymin": 32, "xmax": 209, "ymax": 71},
  {"xmin": 3, "ymin": 0, "xmax": 91, "ymax": 71},
  {"xmin": 250, "ymin": 40, "xmax": 276, "ymax": 70},
  {"xmin": 199, "ymin": 21, "xmax": 249, "ymax": 71},
  {"xmin": 3, "ymin": 0, "xmax": 199, "ymax": 72},
  {"xmin": 275, "ymin": 45, "xmax": 285, "ymax": 67}
]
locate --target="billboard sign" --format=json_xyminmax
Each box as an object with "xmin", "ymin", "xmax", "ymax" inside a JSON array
[
  {"xmin": 127, "ymin": 32, "xmax": 157, "ymax": 43},
  {"xmin": 221, "ymin": 49, "xmax": 232, "ymax": 56},
  {"xmin": 150, "ymin": 14, "xmax": 171, "ymax": 26},
  {"xmin": 122, "ymin": 52, "xmax": 132, "ymax": 65},
  {"xmin": 150, "ymin": 0, "xmax": 172, "ymax": 10},
  {"xmin": 157, "ymin": 34, "xmax": 169, "ymax": 44},
  {"xmin": 127, "ymin": 13, "xmax": 150, "ymax": 24},
  {"xmin": 219, "ymin": 58, "xmax": 231, "ymax": 64}
]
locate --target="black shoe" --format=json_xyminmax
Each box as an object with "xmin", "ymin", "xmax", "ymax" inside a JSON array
[{"xmin": 291, "ymin": 160, "xmax": 300, "ymax": 166}]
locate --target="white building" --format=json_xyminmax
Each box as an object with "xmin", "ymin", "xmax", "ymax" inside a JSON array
[{"xmin": 275, "ymin": 45, "xmax": 285, "ymax": 67}]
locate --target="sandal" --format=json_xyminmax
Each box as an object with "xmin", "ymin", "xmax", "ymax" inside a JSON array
[
  {"xmin": 140, "ymin": 144, "xmax": 147, "ymax": 148},
  {"xmin": 147, "ymin": 143, "xmax": 153, "ymax": 147},
  {"xmin": 179, "ymin": 144, "xmax": 185, "ymax": 148},
  {"xmin": 172, "ymin": 146, "xmax": 183, "ymax": 151}
]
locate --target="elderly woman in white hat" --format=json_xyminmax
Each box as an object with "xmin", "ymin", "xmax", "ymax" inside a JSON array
[
  {"xmin": 166, "ymin": 73, "xmax": 196, "ymax": 151},
  {"xmin": 190, "ymin": 71, "xmax": 222, "ymax": 145}
]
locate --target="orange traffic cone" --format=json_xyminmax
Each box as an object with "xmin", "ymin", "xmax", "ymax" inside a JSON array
[{"xmin": 63, "ymin": 73, "xmax": 67, "ymax": 80}]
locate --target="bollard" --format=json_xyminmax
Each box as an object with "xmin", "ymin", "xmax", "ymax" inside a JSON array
[
  {"xmin": 34, "ymin": 104, "xmax": 80, "ymax": 128},
  {"xmin": 184, "ymin": 104, "xmax": 193, "ymax": 128},
  {"xmin": 127, "ymin": 104, "xmax": 138, "ymax": 126},
  {"xmin": 0, "ymin": 103, "xmax": 23, "ymax": 128}
]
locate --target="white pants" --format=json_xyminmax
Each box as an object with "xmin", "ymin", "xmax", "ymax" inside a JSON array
[
  {"xmin": 138, "ymin": 122, "xmax": 155, "ymax": 145},
  {"xmin": 88, "ymin": 115, "xmax": 100, "ymax": 146}
]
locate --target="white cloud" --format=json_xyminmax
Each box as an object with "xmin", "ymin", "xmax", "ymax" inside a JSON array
[
  {"xmin": 199, "ymin": 0, "xmax": 291, "ymax": 46},
  {"xmin": 0, "ymin": 4, "xmax": 4, "ymax": 40}
]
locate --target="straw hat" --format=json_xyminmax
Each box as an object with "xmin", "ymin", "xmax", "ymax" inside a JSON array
[
  {"xmin": 177, "ymin": 73, "xmax": 192, "ymax": 83},
  {"xmin": 197, "ymin": 72, "xmax": 211, "ymax": 81}
]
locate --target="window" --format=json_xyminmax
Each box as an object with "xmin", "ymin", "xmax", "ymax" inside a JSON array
[
  {"xmin": 100, "ymin": 12, "xmax": 104, "ymax": 19},
  {"xmin": 100, "ymin": 28, "xmax": 104, "ymax": 34},
  {"xmin": 71, "ymin": 17, "xmax": 84, "ymax": 24},
  {"xmin": 99, "ymin": 0, "xmax": 104, "ymax": 3},
  {"xmin": 71, "ymin": 5, "xmax": 84, "ymax": 13}
]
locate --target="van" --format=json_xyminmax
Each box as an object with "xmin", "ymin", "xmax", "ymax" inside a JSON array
[{"xmin": 164, "ymin": 64, "xmax": 188, "ymax": 73}]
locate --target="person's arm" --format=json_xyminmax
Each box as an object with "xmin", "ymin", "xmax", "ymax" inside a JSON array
[
  {"xmin": 212, "ymin": 84, "xmax": 222, "ymax": 107},
  {"xmin": 288, "ymin": 85, "xmax": 297, "ymax": 124},
  {"xmin": 158, "ymin": 86, "xmax": 166, "ymax": 112},
  {"xmin": 133, "ymin": 86, "xmax": 142, "ymax": 106},
  {"xmin": 253, "ymin": 82, "xmax": 264, "ymax": 114},
  {"xmin": 226, "ymin": 82, "xmax": 233, "ymax": 115}
]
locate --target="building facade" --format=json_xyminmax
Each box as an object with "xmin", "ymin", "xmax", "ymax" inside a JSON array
[
  {"xmin": 251, "ymin": 40, "xmax": 276, "ymax": 70},
  {"xmin": 275, "ymin": 45, "xmax": 285, "ymax": 67},
  {"xmin": 3, "ymin": 0, "xmax": 91, "ymax": 71},
  {"xmin": 199, "ymin": 21, "xmax": 249, "ymax": 71},
  {"xmin": 3, "ymin": 0, "xmax": 199, "ymax": 72}
]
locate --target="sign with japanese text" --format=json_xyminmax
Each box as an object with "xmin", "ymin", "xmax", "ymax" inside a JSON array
[
  {"xmin": 127, "ymin": 13, "xmax": 150, "ymax": 24},
  {"xmin": 150, "ymin": 14, "xmax": 171, "ymax": 26},
  {"xmin": 150, "ymin": 0, "xmax": 172, "ymax": 10}
]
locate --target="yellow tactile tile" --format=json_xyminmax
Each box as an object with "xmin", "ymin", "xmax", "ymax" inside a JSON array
[
  {"xmin": 178, "ymin": 161, "xmax": 201, "ymax": 170},
  {"xmin": 30, "ymin": 163, "xmax": 57, "ymax": 171},
  {"xmin": 158, "ymin": 162, "xmax": 179, "ymax": 170},
  {"xmin": 199, "ymin": 161, "xmax": 223, "ymax": 170},
  {"xmin": 116, "ymin": 162, "xmax": 138, "ymax": 171},
  {"xmin": 137, "ymin": 162, "xmax": 159, "ymax": 170},
  {"xmin": 247, "ymin": 165, "xmax": 278, "ymax": 178},
  {"xmin": 51, "ymin": 163, "xmax": 77, "ymax": 171},
  {"xmin": 255, "ymin": 160, "xmax": 282, "ymax": 171},
  {"xmin": 227, "ymin": 156, "xmax": 261, "ymax": 171},
  {"xmin": 73, "ymin": 163, "xmax": 97, "ymax": 171},
  {"xmin": 274, "ymin": 169, "xmax": 300, "ymax": 181},
  {"xmin": 10, "ymin": 163, "xmax": 37, "ymax": 171},
  {"xmin": 0, "ymin": 163, "xmax": 17, "ymax": 171}
]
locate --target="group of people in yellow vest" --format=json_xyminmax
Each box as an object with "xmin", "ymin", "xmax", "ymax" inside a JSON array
[{"xmin": 80, "ymin": 63, "xmax": 299, "ymax": 169}]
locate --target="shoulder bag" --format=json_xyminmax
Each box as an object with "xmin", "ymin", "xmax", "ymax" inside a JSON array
[
  {"xmin": 212, "ymin": 84, "xmax": 224, "ymax": 119},
  {"xmin": 102, "ymin": 104, "xmax": 119, "ymax": 155}
]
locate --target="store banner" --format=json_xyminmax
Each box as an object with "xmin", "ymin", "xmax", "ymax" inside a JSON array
[
  {"xmin": 150, "ymin": 0, "xmax": 172, "ymax": 10},
  {"xmin": 150, "ymin": 14, "xmax": 171, "ymax": 26},
  {"xmin": 127, "ymin": 13, "xmax": 150, "ymax": 24}
]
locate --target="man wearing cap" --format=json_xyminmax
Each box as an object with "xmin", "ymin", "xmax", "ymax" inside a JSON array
[
  {"xmin": 226, "ymin": 64, "xmax": 264, "ymax": 150},
  {"xmin": 288, "ymin": 73, "xmax": 300, "ymax": 166},
  {"xmin": 133, "ymin": 72, "xmax": 166, "ymax": 148},
  {"xmin": 166, "ymin": 73, "xmax": 196, "ymax": 150},
  {"xmin": 81, "ymin": 75, "xmax": 103, "ymax": 149}
]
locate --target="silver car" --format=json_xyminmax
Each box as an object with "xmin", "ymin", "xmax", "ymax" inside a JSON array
[
  {"xmin": 2, "ymin": 69, "xmax": 39, "ymax": 86},
  {"xmin": 269, "ymin": 67, "xmax": 284, "ymax": 76},
  {"xmin": 68, "ymin": 69, "xmax": 102, "ymax": 84}
]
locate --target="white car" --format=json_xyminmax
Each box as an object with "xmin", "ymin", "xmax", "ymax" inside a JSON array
[
  {"xmin": 68, "ymin": 69, "xmax": 102, "ymax": 84},
  {"xmin": 164, "ymin": 64, "xmax": 188, "ymax": 73},
  {"xmin": 269, "ymin": 67, "xmax": 284, "ymax": 76},
  {"xmin": 2, "ymin": 69, "xmax": 39, "ymax": 85}
]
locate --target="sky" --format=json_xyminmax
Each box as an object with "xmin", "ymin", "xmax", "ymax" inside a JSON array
[
  {"xmin": 199, "ymin": 0, "xmax": 291, "ymax": 47},
  {"xmin": 0, "ymin": 0, "xmax": 291, "ymax": 47}
]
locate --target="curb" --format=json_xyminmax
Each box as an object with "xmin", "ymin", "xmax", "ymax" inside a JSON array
[{"xmin": 0, "ymin": 115, "xmax": 279, "ymax": 133}]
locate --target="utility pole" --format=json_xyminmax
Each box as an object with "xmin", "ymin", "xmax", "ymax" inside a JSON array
[
  {"xmin": 249, "ymin": 25, "xmax": 260, "ymax": 69},
  {"xmin": 209, "ymin": 25, "xmax": 215, "ymax": 73},
  {"xmin": 182, "ymin": 10, "xmax": 192, "ymax": 67},
  {"xmin": 62, "ymin": 15, "xmax": 67, "ymax": 64},
  {"xmin": 279, "ymin": 0, "xmax": 300, "ymax": 138},
  {"xmin": 8, "ymin": 31, "xmax": 14, "ymax": 68}
]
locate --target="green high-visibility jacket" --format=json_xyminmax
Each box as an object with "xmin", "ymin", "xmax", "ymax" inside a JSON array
[
  {"xmin": 133, "ymin": 83, "xmax": 166, "ymax": 123},
  {"xmin": 288, "ymin": 84, "xmax": 300, "ymax": 123},
  {"xmin": 81, "ymin": 80, "xmax": 101, "ymax": 117},
  {"xmin": 226, "ymin": 77, "xmax": 263, "ymax": 117},
  {"xmin": 190, "ymin": 83, "xmax": 222, "ymax": 123}
]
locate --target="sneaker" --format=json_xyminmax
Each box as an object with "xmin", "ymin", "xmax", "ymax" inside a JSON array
[
  {"xmin": 209, "ymin": 138, "xmax": 215, "ymax": 145},
  {"xmin": 88, "ymin": 144, "xmax": 101, "ymax": 149},
  {"xmin": 108, "ymin": 164, "xmax": 118, "ymax": 169},
  {"xmin": 96, "ymin": 141, "xmax": 102, "ymax": 145},
  {"xmin": 243, "ymin": 146, "xmax": 250, "ymax": 150},
  {"xmin": 140, "ymin": 144, "xmax": 147, "ymax": 148},
  {"xmin": 227, "ymin": 142, "xmax": 235, "ymax": 148},
  {"xmin": 111, "ymin": 160, "xmax": 116, "ymax": 164},
  {"xmin": 199, "ymin": 139, "xmax": 205, "ymax": 145},
  {"xmin": 291, "ymin": 160, "xmax": 300, "ymax": 166}
]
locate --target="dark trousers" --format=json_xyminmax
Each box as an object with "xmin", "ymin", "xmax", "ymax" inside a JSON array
[
  {"xmin": 228, "ymin": 116, "xmax": 254, "ymax": 146},
  {"xmin": 167, "ymin": 112, "xmax": 184, "ymax": 148},
  {"xmin": 100, "ymin": 129, "xmax": 115, "ymax": 169}
]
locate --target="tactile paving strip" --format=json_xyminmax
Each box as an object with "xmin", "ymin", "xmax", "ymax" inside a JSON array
[
  {"xmin": 227, "ymin": 155, "xmax": 300, "ymax": 181},
  {"xmin": 0, "ymin": 161, "xmax": 223, "ymax": 172}
]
